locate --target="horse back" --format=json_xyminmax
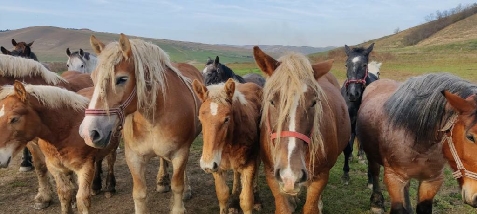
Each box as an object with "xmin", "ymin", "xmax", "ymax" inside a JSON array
[{"xmin": 60, "ymin": 71, "xmax": 93, "ymax": 92}]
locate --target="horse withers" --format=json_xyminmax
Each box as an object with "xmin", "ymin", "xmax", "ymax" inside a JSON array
[
  {"xmin": 66, "ymin": 48, "xmax": 98, "ymax": 74},
  {"xmin": 357, "ymin": 73, "xmax": 477, "ymax": 213},
  {"xmin": 192, "ymin": 78, "xmax": 262, "ymax": 213},
  {"xmin": 253, "ymin": 46, "xmax": 350, "ymax": 213}
]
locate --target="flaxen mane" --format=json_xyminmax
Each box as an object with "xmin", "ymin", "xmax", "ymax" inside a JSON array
[
  {"xmin": 206, "ymin": 81, "xmax": 248, "ymax": 105},
  {"xmin": 0, "ymin": 84, "xmax": 89, "ymax": 111},
  {"xmin": 261, "ymin": 52, "xmax": 327, "ymax": 169},
  {"xmin": 384, "ymin": 72, "xmax": 477, "ymax": 144},
  {"xmin": 95, "ymin": 39, "xmax": 192, "ymax": 118},
  {"xmin": 0, "ymin": 55, "xmax": 67, "ymax": 85}
]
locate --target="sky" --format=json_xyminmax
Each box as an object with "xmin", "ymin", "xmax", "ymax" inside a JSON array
[{"xmin": 0, "ymin": 0, "xmax": 475, "ymax": 47}]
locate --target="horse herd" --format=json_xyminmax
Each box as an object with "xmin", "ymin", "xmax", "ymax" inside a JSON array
[{"xmin": 0, "ymin": 34, "xmax": 476, "ymax": 214}]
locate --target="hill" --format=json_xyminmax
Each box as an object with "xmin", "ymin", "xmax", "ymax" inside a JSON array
[{"xmin": 238, "ymin": 45, "xmax": 336, "ymax": 55}]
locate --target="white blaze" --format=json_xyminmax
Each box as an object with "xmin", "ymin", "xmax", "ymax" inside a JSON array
[
  {"xmin": 210, "ymin": 102, "xmax": 218, "ymax": 116},
  {"xmin": 0, "ymin": 105, "xmax": 4, "ymax": 118}
]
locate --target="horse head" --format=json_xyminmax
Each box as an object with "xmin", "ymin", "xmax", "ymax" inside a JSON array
[{"xmin": 344, "ymin": 43, "xmax": 374, "ymax": 102}]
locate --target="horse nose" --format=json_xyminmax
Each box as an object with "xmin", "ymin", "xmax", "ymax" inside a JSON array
[
  {"xmin": 201, "ymin": 161, "xmax": 219, "ymax": 173},
  {"xmin": 469, "ymin": 194, "xmax": 477, "ymax": 208},
  {"xmin": 274, "ymin": 169, "xmax": 308, "ymax": 184},
  {"xmin": 90, "ymin": 129, "xmax": 105, "ymax": 146}
]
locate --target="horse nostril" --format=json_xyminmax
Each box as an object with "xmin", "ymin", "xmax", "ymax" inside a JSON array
[
  {"xmin": 90, "ymin": 130, "xmax": 101, "ymax": 143},
  {"xmin": 6, "ymin": 156, "xmax": 11, "ymax": 165},
  {"xmin": 212, "ymin": 162, "xmax": 218, "ymax": 170},
  {"xmin": 274, "ymin": 169, "xmax": 282, "ymax": 182},
  {"xmin": 299, "ymin": 169, "xmax": 308, "ymax": 183}
]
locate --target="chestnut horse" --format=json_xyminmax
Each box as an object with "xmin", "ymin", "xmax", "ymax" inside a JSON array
[
  {"xmin": 253, "ymin": 46, "xmax": 350, "ymax": 213},
  {"xmin": 0, "ymin": 81, "xmax": 120, "ymax": 213},
  {"xmin": 357, "ymin": 73, "xmax": 477, "ymax": 213},
  {"xmin": 192, "ymin": 78, "xmax": 262, "ymax": 214},
  {"xmin": 79, "ymin": 34, "xmax": 202, "ymax": 214}
]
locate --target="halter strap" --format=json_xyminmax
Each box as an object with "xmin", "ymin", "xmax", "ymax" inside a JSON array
[
  {"xmin": 344, "ymin": 67, "xmax": 368, "ymax": 88},
  {"xmin": 84, "ymin": 87, "xmax": 137, "ymax": 133},
  {"xmin": 265, "ymin": 112, "xmax": 312, "ymax": 145},
  {"xmin": 440, "ymin": 114, "xmax": 477, "ymax": 180}
]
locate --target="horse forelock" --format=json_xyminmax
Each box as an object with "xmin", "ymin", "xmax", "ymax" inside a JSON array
[
  {"xmin": 261, "ymin": 52, "xmax": 326, "ymax": 174},
  {"xmin": 384, "ymin": 73, "xmax": 477, "ymax": 145},
  {"xmin": 0, "ymin": 84, "xmax": 89, "ymax": 111},
  {"xmin": 95, "ymin": 39, "xmax": 192, "ymax": 119},
  {"xmin": 0, "ymin": 55, "xmax": 67, "ymax": 85}
]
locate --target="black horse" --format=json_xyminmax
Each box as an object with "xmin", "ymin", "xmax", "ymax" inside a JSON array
[
  {"xmin": 340, "ymin": 43, "xmax": 379, "ymax": 185},
  {"xmin": 203, "ymin": 56, "xmax": 265, "ymax": 87}
]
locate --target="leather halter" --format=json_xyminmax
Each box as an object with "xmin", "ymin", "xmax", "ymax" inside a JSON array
[
  {"xmin": 344, "ymin": 67, "xmax": 368, "ymax": 88},
  {"xmin": 440, "ymin": 114, "xmax": 477, "ymax": 180},
  {"xmin": 84, "ymin": 87, "xmax": 137, "ymax": 132},
  {"xmin": 265, "ymin": 112, "xmax": 312, "ymax": 145}
]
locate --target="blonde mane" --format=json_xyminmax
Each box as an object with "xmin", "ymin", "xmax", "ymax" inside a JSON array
[
  {"xmin": 206, "ymin": 81, "xmax": 248, "ymax": 105},
  {"xmin": 0, "ymin": 55, "xmax": 67, "ymax": 85},
  {"xmin": 0, "ymin": 84, "xmax": 89, "ymax": 111},
  {"xmin": 261, "ymin": 52, "xmax": 327, "ymax": 172},
  {"xmin": 95, "ymin": 39, "xmax": 192, "ymax": 118}
]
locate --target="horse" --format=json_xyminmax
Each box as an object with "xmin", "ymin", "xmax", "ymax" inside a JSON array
[
  {"xmin": 339, "ymin": 43, "xmax": 379, "ymax": 185},
  {"xmin": 368, "ymin": 61, "xmax": 382, "ymax": 78},
  {"xmin": 192, "ymin": 78, "xmax": 262, "ymax": 213},
  {"xmin": 66, "ymin": 48, "xmax": 98, "ymax": 74},
  {"xmin": 1, "ymin": 39, "xmax": 38, "ymax": 61},
  {"xmin": 0, "ymin": 54, "xmax": 119, "ymax": 208},
  {"xmin": 0, "ymin": 81, "xmax": 120, "ymax": 213},
  {"xmin": 203, "ymin": 56, "xmax": 266, "ymax": 87},
  {"xmin": 253, "ymin": 46, "xmax": 350, "ymax": 213},
  {"xmin": 79, "ymin": 33, "xmax": 202, "ymax": 214},
  {"xmin": 357, "ymin": 73, "xmax": 477, "ymax": 213}
]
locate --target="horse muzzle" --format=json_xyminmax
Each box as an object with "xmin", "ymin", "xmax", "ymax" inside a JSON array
[
  {"xmin": 0, "ymin": 156, "xmax": 11, "ymax": 168},
  {"xmin": 79, "ymin": 115, "xmax": 116, "ymax": 149},
  {"xmin": 463, "ymin": 188, "xmax": 477, "ymax": 207}
]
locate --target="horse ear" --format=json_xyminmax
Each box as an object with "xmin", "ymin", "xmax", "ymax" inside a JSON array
[
  {"xmin": 1, "ymin": 46, "xmax": 11, "ymax": 55},
  {"xmin": 79, "ymin": 49, "xmax": 84, "ymax": 57},
  {"xmin": 312, "ymin": 59, "xmax": 334, "ymax": 80},
  {"xmin": 442, "ymin": 90, "xmax": 476, "ymax": 114},
  {"xmin": 253, "ymin": 46, "xmax": 279, "ymax": 77},
  {"xmin": 214, "ymin": 56, "xmax": 219, "ymax": 65},
  {"xmin": 344, "ymin": 45, "xmax": 351, "ymax": 56},
  {"xmin": 365, "ymin": 43, "xmax": 375, "ymax": 55},
  {"xmin": 12, "ymin": 39, "xmax": 17, "ymax": 46},
  {"xmin": 119, "ymin": 33, "xmax": 132, "ymax": 59},
  {"xmin": 90, "ymin": 35, "xmax": 105, "ymax": 55},
  {"xmin": 224, "ymin": 78, "xmax": 236, "ymax": 101},
  {"xmin": 66, "ymin": 48, "xmax": 71, "ymax": 56},
  {"xmin": 192, "ymin": 79, "xmax": 208, "ymax": 102},
  {"xmin": 13, "ymin": 80, "xmax": 28, "ymax": 103},
  {"xmin": 27, "ymin": 41, "xmax": 34, "ymax": 47}
]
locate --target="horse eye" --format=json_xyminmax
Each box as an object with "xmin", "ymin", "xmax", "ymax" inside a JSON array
[
  {"xmin": 311, "ymin": 100, "xmax": 317, "ymax": 108},
  {"xmin": 81, "ymin": 65, "xmax": 84, "ymax": 68},
  {"xmin": 466, "ymin": 135, "xmax": 475, "ymax": 142},
  {"xmin": 66, "ymin": 64, "xmax": 69, "ymax": 67},
  {"xmin": 224, "ymin": 117, "xmax": 230, "ymax": 124},
  {"xmin": 9, "ymin": 117, "xmax": 19, "ymax": 124},
  {"xmin": 345, "ymin": 64, "xmax": 347, "ymax": 67},
  {"xmin": 115, "ymin": 77, "xmax": 128, "ymax": 85},
  {"xmin": 269, "ymin": 100, "xmax": 275, "ymax": 106}
]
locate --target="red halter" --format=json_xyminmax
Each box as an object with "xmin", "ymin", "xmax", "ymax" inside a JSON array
[
  {"xmin": 344, "ymin": 67, "xmax": 368, "ymax": 88},
  {"xmin": 84, "ymin": 87, "xmax": 137, "ymax": 132},
  {"xmin": 265, "ymin": 112, "xmax": 312, "ymax": 145}
]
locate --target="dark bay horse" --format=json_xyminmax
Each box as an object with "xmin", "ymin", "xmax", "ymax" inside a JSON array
[
  {"xmin": 203, "ymin": 56, "xmax": 266, "ymax": 87},
  {"xmin": 80, "ymin": 34, "xmax": 202, "ymax": 213},
  {"xmin": 340, "ymin": 43, "xmax": 379, "ymax": 185},
  {"xmin": 357, "ymin": 73, "xmax": 477, "ymax": 213},
  {"xmin": 193, "ymin": 78, "xmax": 262, "ymax": 213},
  {"xmin": 1, "ymin": 39, "xmax": 38, "ymax": 61},
  {"xmin": 253, "ymin": 46, "xmax": 350, "ymax": 213}
]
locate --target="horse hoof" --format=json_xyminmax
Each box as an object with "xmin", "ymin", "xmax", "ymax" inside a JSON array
[
  {"xmin": 71, "ymin": 201, "xmax": 77, "ymax": 209},
  {"xmin": 91, "ymin": 189, "xmax": 101, "ymax": 196},
  {"xmin": 348, "ymin": 155, "xmax": 354, "ymax": 162},
  {"xmin": 228, "ymin": 207, "xmax": 240, "ymax": 214},
  {"xmin": 359, "ymin": 159, "xmax": 367, "ymax": 164},
  {"xmin": 371, "ymin": 207, "xmax": 385, "ymax": 214},
  {"xmin": 253, "ymin": 203, "xmax": 262, "ymax": 211},
  {"xmin": 33, "ymin": 202, "xmax": 50, "ymax": 210},
  {"xmin": 19, "ymin": 166, "xmax": 34, "ymax": 172},
  {"xmin": 104, "ymin": 191, "xmax": 113, "ymax": 198},
  {"xmin": 182, "ymin": 189, "xmax": 192, "ymax": 201},
  {"xmin": 368, "ymin": 183, "xmax": 373, "ymax": 190},
  {"xmin": 156, "ymin": 185, "xmax": 171, "ymax": 193},
  {"xmin": 341, "ymin": 174, "xmax": 350, "ymax": 185}
]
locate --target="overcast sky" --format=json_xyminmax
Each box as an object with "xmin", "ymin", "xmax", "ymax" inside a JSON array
[{"xmin": 0, "ymin": 0, "xmax": 475, "ymax": 47}]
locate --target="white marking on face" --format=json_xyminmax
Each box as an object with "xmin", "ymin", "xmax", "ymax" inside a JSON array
[
  {"xmin": 0, "ymin": 143, "xmax": 15, "ymax": 167},
  {"xmin": 352, "ymin": 56, "xmax": 361, "ymax": 63},
  {"xmin": 0, "ymin": 105, "xmax": 4, "ymax": 118},
  {"xmin": 210, "ymin": 102, "xmax": 218, "ymax": 116},
  {"xmin": 199, "ymin": 150, "xmax": 222, "ymax": 170}
]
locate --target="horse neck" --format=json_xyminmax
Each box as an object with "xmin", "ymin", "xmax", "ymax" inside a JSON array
[
  {"xmin": 230, "ymin": 97, "xmax": 259, "ymax": 147},
  {"xmin": 365, "ymin": 73, "xmax": 379, "ymax": 86},
  {"xmin": 85, "ymin": 56, "xmax": 97, "ymax": 73},
  {"xmin": 29, "ymin": 52, "xmax": 38, "ymax": 61},
  {"xmin": 222, "ymin": 65, "xmax": 245, "ymax": 83}
]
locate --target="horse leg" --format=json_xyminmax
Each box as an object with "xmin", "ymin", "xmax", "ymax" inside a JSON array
[
  {"xmin": 239, "ymin": 166, "xmax": 255, "ymax": 214},
  {"xmin": 48, "ymin": 162, "xmax": 75, "ymax": 214},
  {"xmin": 20, "ymin": 147, "xmax": 34, "ymax": 172},
  {"xmin": 91, "ymin": 158, "xmax": 103, "ymax": 196},
  {"xmin": 369, "ymin": 160, "xmax": 385, "ymax": 214},
  {"xmin": 416, "ymin": 176, "xmax": 443, "ymax": 214},
  {"xmin": 104, "ymin": 148, "xmax": 117, "ymax": 198},
  {"xmin": 384, "ymin": 167, "xmax": 410, "ymax": 214},
  {"xmin": 227, "ymin": 171, "xmax": 241, "ymax": 213},
  {"xmin": 27, "ymin": 142, "xmax": 53, "ymax": 209},
  {"xmin": 213, "ymin": 171, "xmax": 230, "ymax": 214},
  {"xmin": 252, "ymin": 159, "xmax": 262, "ymax": 211},
  {"xmin": 302, "ymin": 172, "xmax": 329, "ymax": 214},
  {"xmin": 75, "ymin": 161, "xmax": 95, "ymax": 214},
  {"xmin": 342, "ymin": 142, "xmax": 352, "ymax": 185},
  {"xmin": 264, "ymin": 165, "xmax": 295, "ymax": 213},
  {"xmin": 170, "ymin": 149, "xmax": 190, "ymax": 214},
  {"xmin": 403, "ymin": 182, "xmax": 412, "ymax": 213},
  {"xmin": 125, "ymin": 145, "xmax": 149, "ymax": 214},
  {"xmin": 156, "ymin": 157, "xmax": 171, "ymax": 193},
  {"xmin": 183, "ymin": 170, "xmax": 192, "ymax": 200}
]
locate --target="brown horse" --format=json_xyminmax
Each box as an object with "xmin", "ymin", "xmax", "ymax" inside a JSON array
[
  {"xmin": 1, "ymin": 39, "xmax": 38, "ymax": 61},
  {"xmin": 192, "ymin": 78, "xmax": 262, "ymax": 214},
  {"xmin": 79, "ymin": 33, "xmax": 202, "ymax": 213},
  {"xmin": 357, "ymin": 73, "xmax": 477, "ymax": 213},
  {"xmin": 0, "ymin": 81, "xmax": 120, "ymax": 214},
  {"xmin": 253, "ymin": 46, "xmax": 350, "ymax": 213}
]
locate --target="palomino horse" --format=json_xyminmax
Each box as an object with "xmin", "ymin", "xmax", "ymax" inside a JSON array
[
  {"xmin": 79, "ymin": 33, "xmax": 202, "ymax": 213},
  {"xmin": 0, "ymin": 54, "xmax": 118, "ymax": 207},
  {"xmin": 357, "ymin": 73, "xmax": 477, "ymax": 213},
  {"xmin": 340, "ymin": 43, "xmax": 379, "ymax": 185},
  {"xmin": 192, "ymin": 78, "xmax": 262, "ymax": 213},
  {"xmin": 1, "ymin": 39, "xmax": 38, "ymax": 61},
  {"xmin": 203, "ymin": 56, "xmax": 266, "ymax": 87},
  {"xmin": 253, "ymin": 46, "xmax": 350, "ymax": 213},
  {"xmin": 66, "ymin": 48, "xmax": 98, "ymax": 74},
  {"xmin": 0, "ymin": 81, "xmax": 120, "ymax": 213}
]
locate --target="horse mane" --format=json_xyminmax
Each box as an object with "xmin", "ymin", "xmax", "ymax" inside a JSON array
[
  {"xmin": 206, "ymin": 81, "xmax": 248, "ymax": 105},
  {"xmin": 95, "ymin": 39, "xmax": 191, "ymax": 118},
  {"xmin": 384, "ymin": 73, "xmax": 477, "ymax": 144},
  {"xmin": 0, "ymin": 84, "xmax": 89, "ymax": 111},
  {"xmin": 220, "ymin": 64, "xmax": 246, "ymax": 83},
  {"xmin": 0, "ymin": 55, "xmax": 67, "ymax": 85},
  {"xmin": 261, "ymin": 52, "xmax": 327, "ymax": 168}
]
